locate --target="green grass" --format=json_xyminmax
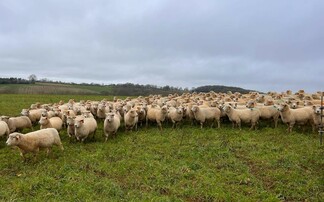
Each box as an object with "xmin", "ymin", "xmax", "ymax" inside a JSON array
[
  {"xmin": 0, "ymin": 83, "xmax": 113, "ymax": 95},
  {"xmin": 0, "ymin": 94, "xmax": 323, "ymax": 201}
]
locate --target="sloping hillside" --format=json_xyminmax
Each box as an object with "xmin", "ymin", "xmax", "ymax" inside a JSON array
[{"xmin": 0, "ymin": 82, "xmax": 256, "ymax": 95}]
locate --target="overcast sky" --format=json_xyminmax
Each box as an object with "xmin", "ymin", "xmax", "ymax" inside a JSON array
[{"xmin": 1, "ymin": 0, "xmax": 323, "ymax": 93}]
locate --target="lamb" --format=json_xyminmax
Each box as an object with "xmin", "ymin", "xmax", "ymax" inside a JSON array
[
  {"xmin": 246, "ymin": 100, "xmax": 280, "ymax": 128},
  {"xmin": 8, "ymin": 116, "xmax": 33, "ymax": 133},
  {"xmin": 222, "ymin": 105, "xmax": 261, "ymax": 130},
  {"xmin": 39, "ymin": 116, "xmax": 63, "ymax": 131},
  {"xmin": 146, "ymin": 105, "xmax": 168, "ymax": 130},
  {"xmin": 74, "ymin": 117, "xmax": 97, "ymax": 142},
  {"xmin": 167, "ymin": 106, "xmax": 184, "ymax": 128},
  {"xmin": 277, "ymin": 103, "xmax": 314, "ymax": 132},
  {"xmin": 191, "ymin": 105, "xmax": 221, "ymax": 129},
  {"xmin": 6, "ymin": 128, "xmax": 64, "ymax": 162},
  {"xmin": 124, "ymin": 108, "xmax": 138, "ymax": 131},
  {"xmin": 104, "ymin": 112, "xmax": 121, "ymax": 141},
  {"xmin": 0, "ymin": 120, "xmax": 10, "ymax": 138}
]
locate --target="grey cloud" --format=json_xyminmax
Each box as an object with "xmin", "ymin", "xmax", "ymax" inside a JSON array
[{"xmin": 0, "ymin": 0, "xmax": 323, "ymax": 93}]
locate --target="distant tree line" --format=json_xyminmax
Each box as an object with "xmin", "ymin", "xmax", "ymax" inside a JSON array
[
  {"xmin": 108, "ymin": 83, "xmax": 185, "ymax": 96},
  {"xmin": 0, "ymin": 77, "xmax": 33, "ymax": 84},
  {"xmin": 0, "ymin": 76, "xmax": 255, "ymax": 95},
  {"xmin": 191, "ymin": 85, "xmax": 254, "ymax": 94}
]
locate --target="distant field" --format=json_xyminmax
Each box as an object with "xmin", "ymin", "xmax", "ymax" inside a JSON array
[
  {"xmin": 0, "ymin": 83, "xmax": 113, "ymax": 95},
  {"xmin": 0, "ymin": 94, "xmax": 323, "ymax": 201}
]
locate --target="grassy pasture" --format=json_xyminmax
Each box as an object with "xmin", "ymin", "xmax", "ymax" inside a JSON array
[{"xmin": 0, "ymin": 94, "xmax": 323, "ymax": 201}]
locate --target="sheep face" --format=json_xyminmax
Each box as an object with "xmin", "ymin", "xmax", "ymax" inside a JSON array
[
  {"xmin": 223, "ymin": 105, "xmax": 232, "ymax": 113},
  {"xmin": 74, "ymin": 119, "xmax": 84, "ymax": 128},
  {"xmin": 39, "ymin": 116, "xmax": 50, "ymax": 125},
  {"xmin": 191, "ymin": 106, "xmax": 199, "ymax": 113},
  {"xmin": 21, "ymin": 109, "xmax": 29, "ymax": 116},
  {"xmin": 177, "ymin": 106, "xmax": 184, "ymax": 114},
  {"xmin": 161, "ymin": 106, "xmax": 168, "ymax": 114},
  {"xmin": 6, "ymin": 133, "xmax": 22, "ymax": 146},
  {"xmin": 41, "ymin": 111, "xmax": 48, "ymax": 117},
  {"xmin": 128, "ymin": 109, "xmax": 138, "ymax": 118},
  {"xmin": 106, "ymin": 113, "xmax": 115, "ymax": 122},
  {"xmin": 313, "ymin": 106, "xmax": 322, "ymax": 115},
  {"xmin": 54, "ymin": 109, "xmax": 61, "ymax": 116},
  {"xmin": 278, "ymin": 104, "xmax": 289, "ymax": 112},
  {"xmin": 290, "ymin": 101, "xmax": 299, "ymax": 109},
  {"xmin": 246, "ymin": 100, "xmax": 256, "ymax": 108},
  {"xmin": 66, "ymin": 116, "xmax": 75, "ymax": 126}
]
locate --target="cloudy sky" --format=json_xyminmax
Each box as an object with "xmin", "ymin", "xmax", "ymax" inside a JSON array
[{"xmin": 1, "ymin": 0, "xmax": 323, "ymax": 93}]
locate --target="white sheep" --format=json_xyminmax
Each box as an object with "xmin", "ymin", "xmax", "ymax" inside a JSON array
[
  {"xmin": 96, "ymin": 103, "xmax": 108, "ymax": 119},
  {"xmin": 74, "ymin": 117, "xmax": 97, "ymax": 142},
  {"xmin": 6, "ymin": 128, "xmax": 64, "ymax": 161},
  {"xmin": 311, "ymin": 105, "xmax": 324, "ymax": 129},
  {"xmin": 8, "ymin": 116, "xmax": 33, "ymax": 133},
  {"xmin": 191, "ymin": 105, "xmax": 221, "ymax": 129},
  {"xmin": 104, "ymin": 112, "xmax": 121, "ymax": 141},
  {"xmin": 167, "ymin": 106, "xmax": 184, "ymax": 128},
  {"xmin": 135, "ymin": 105, "xmax": 147, "ymax": 127},
  {"xmin": 124, "ymin": 108, "xmax": 138, "ymax": 131},
  {"xmin": 277, "ymin": 103, "xmax": 314, "ymax": 132},
  {"xmin": 0, "ymin": 120, "xmax": 10, "ymax": 138},
  {"xmin": 39, "ymin": 116, "xmax": 63, "ymax": 131},
  {"xmin": 246, "ymin": 100, "xmax": 280, "ymax": 128},
  {"xmin": 223, "ymin": 105, "xmax": 261, "ymax": 130},
  {"xmin": 146, "ymin": 105, "xmax": 168, "ymax": 130},
  {"xmin": 21, "ymin": 108, "xmax": 45, "ymax": 124}
]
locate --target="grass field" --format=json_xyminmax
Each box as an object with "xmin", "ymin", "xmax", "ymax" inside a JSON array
[{"xmin": 0, "ymin": 94, "xmax": 323, "ymax": 201}]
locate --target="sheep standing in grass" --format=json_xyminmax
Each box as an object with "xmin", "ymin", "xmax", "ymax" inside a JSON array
[
  {"xmin": 124, "ymin": 108, "xmax": 138, "ymax": 131},
  {"xmin": 223, "ymin": 105, "xmax": 261, "ymax": 130},
  {"xmin": 246, "ymin": 100, "xmax": 280, "ymax": 128},
  {"xmin": 74, "ymin": 117, "xmax": 97, "ymax": 142},
  {"xmin": 277, "ymin": 103, "xmax": 315, "ymax": 132},
  {"xmin": 0, "ymin": 120, "xmax": 10, "ymax": 138},
  {"xmin": 39, "ymin": 116, "xmax": 63, "ymax": 131},
  {"xmin": 66, "ymin": 116, "xmax": 76, "ymax": 139},
  {"xmin": 8, "ymin": 116, "xmax": 33, "ymax": 133},
  {"xmin": 167, "ymin": 106, "xmax": 184, "ymax": 128},
  {"xmin": 191, "ymin": 105, "xmax": 221, "ymax": 129},
  {"xmin": 146, "ymin": 105, "xmax": 168, "ymax": 130},
  {"xmin": 21, "ymin": 108, "xmax": 45, "ymax": 124},
  {"xmin": 104, "ymin": 112, "xmax": 121, "ymax": 141},
  {"xmin": 6, "ymin": 128, "xmax": 64, "ymax": 162},
  {"xmin": 135, "ymin": 105, "xmax": 147, "ymax": 127}
]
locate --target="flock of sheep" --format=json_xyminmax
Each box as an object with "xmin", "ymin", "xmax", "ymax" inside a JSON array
[{"xmin": 1, "ymin": 89, "xmax": 323, "ymax": 161}]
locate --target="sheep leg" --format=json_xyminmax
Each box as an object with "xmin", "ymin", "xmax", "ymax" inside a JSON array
[
  {"xmin": 238, "ymin": 121, "xmax": 242, "ymax": 130},
  {"xmin": 157, "ymin": 121, "xmax": 162, "ymax": 131},
  {"xmin": 92, "ymin": 129, "xmax": 96, "ymax": 140},
  {"xmin": 200, "ymin": 122, "xmax": 203, "ymax": 129},
  {"xmin": 46, "ymin": 147, "xmax": 52, "ymax": 156},
  {"xmin": 19, "ymin": 150, "xmax": 27, "ymax": 162},
  {"xmin": 216, "ymin": 119, "xmax": 220, "ymax": 128},
  {"xmin": 274, "ymin": 118, "xmax": 278, "ymax": 128},
  {"xmin": 104, "ymin": 133, "xmax": 109, "ymax": 142}
]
